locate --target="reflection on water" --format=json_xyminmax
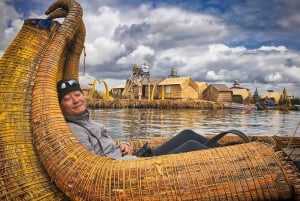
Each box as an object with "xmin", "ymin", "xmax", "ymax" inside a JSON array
[{"xmin": 90, "ymin": 109, "xmax": 300, "ymax": 139}]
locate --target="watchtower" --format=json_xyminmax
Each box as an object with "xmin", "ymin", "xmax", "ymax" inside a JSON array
[{"xmin": 122, "ymin": 63, "xmax": 151, "ymax": 99}]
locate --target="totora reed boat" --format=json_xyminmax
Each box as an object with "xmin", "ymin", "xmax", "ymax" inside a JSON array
[{"xmin": 1, "ymin": 0, "xmax": 300, "ymax": 200}]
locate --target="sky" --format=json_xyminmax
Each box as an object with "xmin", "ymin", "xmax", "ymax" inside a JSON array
[{"xmin": 1, "ymin": 0, "xmax": 300, "ymax": 98}]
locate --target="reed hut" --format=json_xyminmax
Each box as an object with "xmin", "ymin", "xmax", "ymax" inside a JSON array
[
  {"xmin": 261, "ymin": 88, "xmax": 293, "ymax": 106},
  {"xmin": 197, "ymin": 82, "xmax": 208, "ymax": 99},
  {"xmin": 157, "ymin": 77, "xmax": 200, "ymax": 100},
  {"xmin": 229, "ymin": 80, "xmax": 252, "ymax": 104},
  {"xmin": 140, "ymin": 78, "xmax": 164, "ymax": 99},
  {"xmin": 230, "ymin": 86, "xmax": 253, "ymax": 104},
  {"xmin": 110, "ymin": 84, "xmax": 125, "ymax": 97},
  {"xmin": 203, "ymin": 84, "xmax": 232, "ymax": 102},
  {"xmin": 261, "ymin": 91, "xmax": 282, "ymax": 105}
]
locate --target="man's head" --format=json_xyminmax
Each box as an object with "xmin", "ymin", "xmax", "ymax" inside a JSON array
[{"xmin": 57, "ymin": 79, "xmax": 87, "ymax": 116}]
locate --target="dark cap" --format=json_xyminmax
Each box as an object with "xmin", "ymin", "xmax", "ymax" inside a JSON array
[{"xmin": 57, "ymin": 78, "xmax": 83, "ymax": 103}]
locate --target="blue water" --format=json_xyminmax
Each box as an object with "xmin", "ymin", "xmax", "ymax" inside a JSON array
[{"xmin": 89, "ymin": 108, "xmax": 300, "ymax": 140}]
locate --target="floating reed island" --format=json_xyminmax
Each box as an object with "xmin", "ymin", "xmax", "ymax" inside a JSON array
[{"xmin": 87, "ymin": 99, "xmax": 225, "ymax": 109}]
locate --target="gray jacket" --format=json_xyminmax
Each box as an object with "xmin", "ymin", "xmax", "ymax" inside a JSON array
[{"xmin": 65, "ymin": 110, "xmax": 136, "ymax": 160}]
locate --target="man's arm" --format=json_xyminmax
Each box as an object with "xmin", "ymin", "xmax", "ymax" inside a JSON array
[{"xmin": 119, "ymin": 142, "xmax": 133, "ymax": 156}]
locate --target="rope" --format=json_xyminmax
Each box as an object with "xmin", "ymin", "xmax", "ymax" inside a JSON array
[{"xmin": 287, "ymin": 121, "xmax": 300, "ymax": 148}]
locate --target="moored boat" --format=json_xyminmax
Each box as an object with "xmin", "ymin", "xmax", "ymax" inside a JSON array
[{"xmin": 224, "ymin": 102, "xmax": 257, "ymax": 110}]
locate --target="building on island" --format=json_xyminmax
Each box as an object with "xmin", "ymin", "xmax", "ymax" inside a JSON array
[
  {"xmin": 230, "ymin": 80, "xmax": 253, "ymax": 104},
  {"xmin": 157, "ymin": 77, "xmax": 200, "ymax": 100},
  {"xmin": 202, "ymin": 84, "xmax": 232, "ymax": 102}
]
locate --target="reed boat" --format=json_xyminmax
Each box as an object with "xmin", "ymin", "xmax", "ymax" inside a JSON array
[{"xmin": 1, "ymin": 0, "xmax": 300, "ymax": 200}]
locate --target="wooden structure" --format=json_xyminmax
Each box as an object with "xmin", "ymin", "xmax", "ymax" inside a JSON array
[
  {"xmin": 122, "ymin": 63, "xmax": 150, "ymax": 99},
  {"xmin": 1, "ymin": 1, "xmax": 300, "ymax": 200},
  {"xmin": 203, "ymin": 84, "xmax": 232, "ymax": 102}
]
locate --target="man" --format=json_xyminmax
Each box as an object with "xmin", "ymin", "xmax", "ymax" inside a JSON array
[
  {"xmin": 57, "ymin": 78, "xmax": 225, "ymax": 159},
  {"xmin": 57, "ymin": 78, "xmax": 135, "ymax": 160}
]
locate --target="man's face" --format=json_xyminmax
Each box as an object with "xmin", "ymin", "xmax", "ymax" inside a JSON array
[{"xmin": 60, "ymin": 91, "xmax": 87, "ymax": 116}]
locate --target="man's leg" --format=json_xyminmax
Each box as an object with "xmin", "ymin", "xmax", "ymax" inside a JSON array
[
  {"xmin": 167, "ymin": 140, "xmax": 209, "ymax": 154},
  {"xmin": 151, "ymin": 129, "xmax": 210, "ymax": 156}
]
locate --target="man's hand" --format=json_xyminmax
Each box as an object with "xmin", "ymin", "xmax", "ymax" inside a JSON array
[{"xmin": 119, "ymin": 142, "xmax": 133, "ymax": 156}]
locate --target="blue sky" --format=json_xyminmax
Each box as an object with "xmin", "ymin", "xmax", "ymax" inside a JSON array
[{"xmin": 1, "ymin": 0, "xmax": 300, "ymax": 97}]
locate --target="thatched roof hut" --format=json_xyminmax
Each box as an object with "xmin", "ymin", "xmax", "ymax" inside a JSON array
[
  {"xmin": 110, "ymin": 84, "xmax": 125, "ymax": 97},
  {"xmin": 197, "ymin": 82, "xmax": 208, "ymax": 99},
  {"xmin": 158, "ymin": 77, "xmax": 199, "ymax": 100},
  {"xmin": 230, "ymin": 86, "xmax": 253, "ymax": 104},
  {"xmin": 203, "ymin": 84, "xmax": 232, "ymax": 102},
  {"xmin": 140, "ymin": 78, "xmax": 164, "ymax": 99},
  {"xmin": 261, "ymin": 88, "xmax": 293, "ymax": 106},
  {"xmin": 261, "ymin": 91, "xmax": 282, "ymax": 105}
]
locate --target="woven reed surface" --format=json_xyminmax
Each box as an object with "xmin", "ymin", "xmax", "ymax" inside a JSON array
[{"xmin": 0, "ymin": 19, "xmax": 68, "ymax": 200}]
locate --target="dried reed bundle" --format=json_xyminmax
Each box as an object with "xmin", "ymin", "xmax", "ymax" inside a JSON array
[{"xmin": 88, "ymin": 99, "xmax": 223, "ymax": 109}]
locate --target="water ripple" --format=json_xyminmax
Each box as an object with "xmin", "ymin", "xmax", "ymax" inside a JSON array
[{"xmin": 90, "ymin": 109, "xmax": 300, "ymax": 139}]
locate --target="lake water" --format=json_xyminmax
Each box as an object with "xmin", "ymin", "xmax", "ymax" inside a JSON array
[{"xmin": 89, "ymin": 108, "xmax": 300, "ymax": 140}]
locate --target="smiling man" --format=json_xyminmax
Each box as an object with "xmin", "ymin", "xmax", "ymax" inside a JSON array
[
  {"xmin": 57, "ymin": 78, "xmax": 135, "ymax": 160},
  {"xmin": 57, "ymin": 78, "xmax": 240, "ymax": 159}
]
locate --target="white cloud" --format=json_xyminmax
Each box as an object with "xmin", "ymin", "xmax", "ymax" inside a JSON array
[
  {"xmin": 143, "ymin": 7, "xmax": 227, "ymax": 46},
  {"xmin": 0, "ymin": 2, "xmax": 22, "ymax": 51},
  {"xmin": 85, "ymin": 37, "xmax": 126, "ymax": 65},
  {"xmin": 84, "ymin": 6, "xmax": 121, "ymax": 41},
  {"xmin": 258, "ymin": 45, "xmax": 287, "ymax": 52},
  {"xmin": 117, "ymin": 45, "xmax": 155, "ymax": 65},
  {"xmin": 208, "ymin": 44, "xmax": 246, "ymax": 53},
  {"xmin": 265, "ymin": 72, "xmax": 282, "ymax": 82},
  {"xmin": 284, "ymin": 66, "xmax": 300, "ymax": 82},
  {"xmin": 204, "ymin": 70, "xmax": 224, "ymax": 80}
]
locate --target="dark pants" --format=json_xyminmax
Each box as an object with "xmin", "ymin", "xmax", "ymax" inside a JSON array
[{"xmin": 151, "ymin": 129, "xmax": 215, "ymax": 156}]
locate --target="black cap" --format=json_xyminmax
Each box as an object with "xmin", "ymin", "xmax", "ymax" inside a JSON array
[{"xmin": 57, "ymin": 79, "xmax": 83, "ymax": 103}]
